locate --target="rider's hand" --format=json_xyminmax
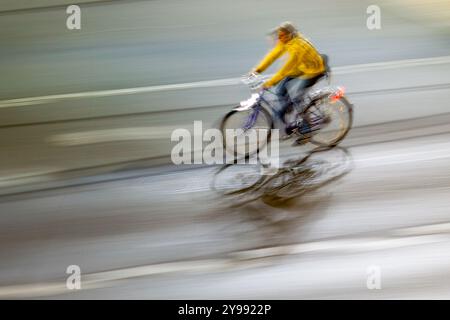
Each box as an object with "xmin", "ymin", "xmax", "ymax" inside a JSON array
[
  {"xmin": 249, "ymin": 68, "xmax": 260, "ymax": 76},
  {"xmin": 262, "ymin": 82, "xmax": 271, "ymax": 89},
  {"xmin": 247, "ymin": 71, "xmax": 258, "ymax": 79}
]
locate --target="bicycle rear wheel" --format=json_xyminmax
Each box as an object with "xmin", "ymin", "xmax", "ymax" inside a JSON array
[{"xmin": 305, "ymin": 96, "xmax": 353, "ymax": 147}]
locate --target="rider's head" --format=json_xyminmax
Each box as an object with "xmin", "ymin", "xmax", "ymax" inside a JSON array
[{"xmin": 276, "ymin": 21, "xmax": 298, "ymax": 43}]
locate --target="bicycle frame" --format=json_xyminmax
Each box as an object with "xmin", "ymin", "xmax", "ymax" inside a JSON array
[
  {"xmin": 237, "ymin": 72, "xmax": 340, "ymax": 132},
  {"xmin": 242, "ymin": 105, "xmax": 261, "ymax": 130},
  {"xmin": 239, "ymin": 90, "xmax": 274, "ymax": 130}
]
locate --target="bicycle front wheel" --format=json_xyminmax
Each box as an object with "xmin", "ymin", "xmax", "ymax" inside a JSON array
[{"xmin": 220, "ymin": 106, "xmax": 273, "ymax": 159}]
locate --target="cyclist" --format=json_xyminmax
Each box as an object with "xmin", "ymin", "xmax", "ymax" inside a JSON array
[{"xmin": 250, "ymin": 22, "xmax": 326, "ymax": 137}]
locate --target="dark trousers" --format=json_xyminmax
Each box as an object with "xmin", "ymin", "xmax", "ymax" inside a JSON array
[{"xmin": 273, "ymin": 74, "xmax": 324, "ymax": 123}]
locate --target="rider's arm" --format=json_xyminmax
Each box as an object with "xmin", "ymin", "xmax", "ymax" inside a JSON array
[
  {"xmin": 264, "ymin": 51, "xmax": 298, "ymax": 87},
  {"xmin": 253, "ymin": 42, "xmax": 285, "ymax": 74}
]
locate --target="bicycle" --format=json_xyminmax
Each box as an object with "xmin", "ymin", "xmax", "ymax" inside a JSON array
[{"xmin": 220, "ymin": 55, "xmax": 354, "ymax": 159}]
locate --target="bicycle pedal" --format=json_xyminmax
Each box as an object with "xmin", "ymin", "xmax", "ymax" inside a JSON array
[{"xmin": 281, "ymin": 127, "xmax": 299, "ymax": 140}]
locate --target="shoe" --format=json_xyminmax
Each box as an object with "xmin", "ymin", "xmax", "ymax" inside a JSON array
[
  {"xmin": 279, "ymin": 123, "xmax": 297, "ymax": 140},
  {"xmin": 285, "ymin": 121, "xmax": 301, "ymax": 135},
  {"xmin": 291, "ymin": 121, "xmax": 313, "ymax": 146}
]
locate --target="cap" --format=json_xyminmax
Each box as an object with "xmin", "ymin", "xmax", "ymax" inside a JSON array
[{"xmin": 268, "ymin": 21, "xmax": 299, "ymax": 36}]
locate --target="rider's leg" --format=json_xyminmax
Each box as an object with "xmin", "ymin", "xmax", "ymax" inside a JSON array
[
  {"xmin": 288, "ymin": 75, "xmax": 322, "ymax": 109},
  {"xmin": 270, "ymin": 77, "xmax": 296, "ymax": 134},
  {"xmin": 273, "ymin": 77, "xmax": 297, "ymax": 122}
]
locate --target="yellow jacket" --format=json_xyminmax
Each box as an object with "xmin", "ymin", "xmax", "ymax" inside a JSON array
[{"xmin": 254, "ymin": 34, "xmax": 325, "ymax": 87}]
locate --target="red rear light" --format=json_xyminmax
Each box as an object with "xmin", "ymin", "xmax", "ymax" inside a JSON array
[{"xmin": 330, "ymin": 86, "xmax": 345, "ymax": 103}]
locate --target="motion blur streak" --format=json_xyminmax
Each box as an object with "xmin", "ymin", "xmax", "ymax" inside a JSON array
[
  {"xmin": 0, "ymin": 0, "xmax": 449, "ymax": 299},
  {"xmin": 1, "ymin": 55, "xmax": 449, "ymax": 109}
]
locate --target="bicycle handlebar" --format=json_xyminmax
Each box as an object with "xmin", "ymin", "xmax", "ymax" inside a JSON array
[{"xmin": 241, "ymin": 73, "xmax": 270, "ymax": 91}]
